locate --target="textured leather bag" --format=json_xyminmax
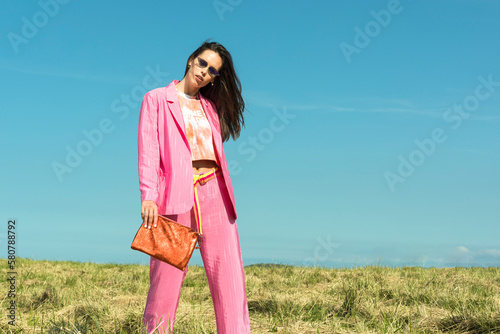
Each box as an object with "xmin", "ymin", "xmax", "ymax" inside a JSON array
[{"xmin": 131, "ymin": 215, "xmax": 202, "ymax": 271}]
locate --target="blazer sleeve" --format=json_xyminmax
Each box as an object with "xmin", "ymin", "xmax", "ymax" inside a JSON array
[{"xmin": 137, "ymin": 91, "xmax": 160, "ymax": 205}]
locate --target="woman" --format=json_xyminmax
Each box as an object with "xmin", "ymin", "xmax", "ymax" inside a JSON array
[{"xmin": 137, "ymin": 40, "xmax": 251, "ymax": 333}]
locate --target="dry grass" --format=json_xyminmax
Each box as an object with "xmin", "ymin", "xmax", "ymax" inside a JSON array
[{"xmin": 1, "ymin": 258, "xmax": 500, "ymax": 333}]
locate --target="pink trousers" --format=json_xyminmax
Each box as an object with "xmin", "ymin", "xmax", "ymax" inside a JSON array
[{"xmin": 143, "ymin": 172, "xmax": 251, "ymax": 333}]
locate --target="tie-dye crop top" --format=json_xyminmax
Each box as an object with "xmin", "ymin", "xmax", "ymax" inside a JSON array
[{"xmin": 176, "ymin": 90, "xmax": 217, "ymax": 162}]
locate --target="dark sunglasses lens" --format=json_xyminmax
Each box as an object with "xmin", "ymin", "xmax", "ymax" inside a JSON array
[
  {"xmin": 209, "ymin": 68, "xmax": 220, "ymax": 76},
  {"xmin": 198, "ymin": 58, "xmax": 207, "ymax": 67}
]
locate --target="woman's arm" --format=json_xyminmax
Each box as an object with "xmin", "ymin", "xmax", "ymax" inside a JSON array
[{"xmin": 137, "ymin": 91, "xmax": 160, "ymax": 228}]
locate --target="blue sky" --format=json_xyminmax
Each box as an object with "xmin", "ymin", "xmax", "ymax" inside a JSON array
[{"xmin": 1, "ymin": 0, "xmax": 499, "ymax": 268}]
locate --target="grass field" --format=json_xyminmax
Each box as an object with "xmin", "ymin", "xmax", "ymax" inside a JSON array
[{"xmin": 1, "ymin": 258, "xmax": 499, "ymax": 333}]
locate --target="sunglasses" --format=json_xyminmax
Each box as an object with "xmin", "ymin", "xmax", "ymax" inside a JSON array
[{"xmin": 196, "ymin": 57, "xmax": 220, "ymax": 77}]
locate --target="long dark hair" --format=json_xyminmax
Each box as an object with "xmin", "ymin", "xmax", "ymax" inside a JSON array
[{"xmin": 184, "ymin": 40, "xmax": 245, "ymax": 142}]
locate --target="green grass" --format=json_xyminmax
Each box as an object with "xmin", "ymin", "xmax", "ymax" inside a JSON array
[{"xmin": 1, "ymin": 259, "xmax": 500, "ymax": 333}]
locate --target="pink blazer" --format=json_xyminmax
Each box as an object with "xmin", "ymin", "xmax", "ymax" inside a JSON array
[{"xmin": 137, "ymin": 80, "xmax": 237, "ymax": 219}]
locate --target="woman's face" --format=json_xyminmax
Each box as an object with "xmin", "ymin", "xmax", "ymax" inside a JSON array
[{"xmin": 187, "ymin": 50, "xmax": 222, "ymax": 88}]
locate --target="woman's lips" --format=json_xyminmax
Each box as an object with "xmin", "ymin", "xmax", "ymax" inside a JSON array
[{"xmin": 196, "ymin": 75, "xmax": 203, "ymax": 83}]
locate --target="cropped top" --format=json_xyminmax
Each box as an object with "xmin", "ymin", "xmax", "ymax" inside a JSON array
[{"xmin": 176, "ymin": 90, "xmax": 217, "ymax": 162}]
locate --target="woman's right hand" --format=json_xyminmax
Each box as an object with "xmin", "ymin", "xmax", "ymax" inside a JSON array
[{"xmin": 141, "ymin": 200, "xmax": 158, "ymax": 229}]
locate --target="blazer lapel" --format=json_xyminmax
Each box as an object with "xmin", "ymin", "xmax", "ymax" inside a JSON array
[
  {"xmin": 165, "ymin": 80, "xmax": 223, "ymax": 160},
  {"xmin": 166, "ymin": 81, "xmax": 190, "ymax": 151}
]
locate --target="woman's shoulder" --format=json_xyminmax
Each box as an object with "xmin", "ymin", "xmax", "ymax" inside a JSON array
[
  {"xmin": 145, "ymin": 86, "xmax": 168, "ymax": 100},
  {"xmin": 199, "ymin": 93, "xmax": 217, "ymax": 110},
  {"xmin": 144, "ymin": 80, "xmax": 177, "ymax": 101}
]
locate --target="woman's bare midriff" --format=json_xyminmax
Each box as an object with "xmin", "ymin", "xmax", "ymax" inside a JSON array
[{"xmin": 193, "ymin": 159, "xmax": 219, "ymax": 174}]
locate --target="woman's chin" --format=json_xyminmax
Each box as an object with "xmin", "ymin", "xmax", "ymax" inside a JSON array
[{"xmin": 193, "ymin": 75, "xmax": 209, "ymax": 87}]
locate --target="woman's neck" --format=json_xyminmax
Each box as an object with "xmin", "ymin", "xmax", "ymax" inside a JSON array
[{"xmin": 176, "ymin": 79, "xmax": 199, "ymax": 97}]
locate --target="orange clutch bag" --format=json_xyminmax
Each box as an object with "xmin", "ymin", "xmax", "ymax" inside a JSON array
[{"xmin": 131, "ymin": 215, "xmax": 202, "ymax": 271}]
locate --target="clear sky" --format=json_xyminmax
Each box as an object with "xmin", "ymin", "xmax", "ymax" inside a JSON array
[{"xmin": 1, "ymin": 0, "xmax": 499, "ymax": 268}]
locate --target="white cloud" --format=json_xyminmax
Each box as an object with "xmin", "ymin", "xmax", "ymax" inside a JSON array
[
  {"xmin": 478, "ymin": 249, "xmax": 500, "ymax": 258},
  {"xmin": 456, "ymin": 246, "xmax": 471, "ymax": 255},
  {"xmin": 0, "ymin": 62, "xmax": 138, "ymax": 84},
  {"xmin": 243, "ymin": 90, "xmax": 499, "ymax": 120}
]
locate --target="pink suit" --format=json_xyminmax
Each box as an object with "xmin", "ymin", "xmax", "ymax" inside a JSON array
[
  {"xmin": 137, "ymin": 80, "xmax": 251, "ymax": 333},
  {"xmin": 138, "ymin": 80, "xmax": 237, "ymax": 217}
]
